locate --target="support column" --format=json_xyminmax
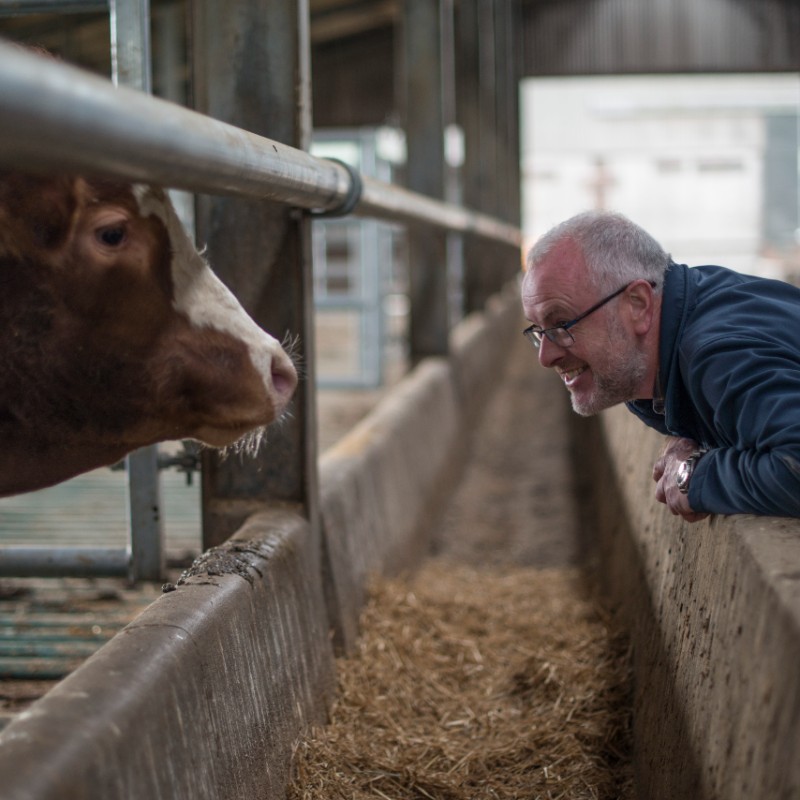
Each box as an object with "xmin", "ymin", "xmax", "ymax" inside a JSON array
[
  {"xmin": 494, "ymin": 0, "xmax": 523, "ymax": 283},
  {"xmin": 192, "ymin": 0, "xmax": 319, "ymax": 548},
  {"xmin": 403, "ymin": 0, "xmax": 451, "ymax": 361},
  {"xmin": 497, "ymin": 0, "xmax": 522, "ymax": 234},
  {"xmin": 458, "ymin": 0, "xmax": 521, "ymax": 313}
]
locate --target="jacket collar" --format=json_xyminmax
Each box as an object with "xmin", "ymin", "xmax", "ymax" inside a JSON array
[
  {"xmin": 658, "ymin": 262, "xmax": 710, "ymax": 443},
  {"xmin": 657, "ymin": 261, "xmax": 689, "ymax": 409},
  {"xmin": 624, "ymin": 262, "xmax": 692, "ymax": 433}
]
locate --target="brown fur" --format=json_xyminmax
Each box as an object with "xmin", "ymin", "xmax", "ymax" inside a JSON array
[{"xmin": 0, "ymin": 171, "xmax": 296, "ymax": 496}]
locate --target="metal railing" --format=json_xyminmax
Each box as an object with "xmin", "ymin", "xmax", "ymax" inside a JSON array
[
  {"xmin": 0, "ymin": 42, "xmax": 522, "ymax": 248},
  {"xmin": 1, "ymin": 0, "xmax": 162, "ymax": 581},
  {"xmin": 0, "ymin": 38, "xmax": 522, "ymax": 581}
]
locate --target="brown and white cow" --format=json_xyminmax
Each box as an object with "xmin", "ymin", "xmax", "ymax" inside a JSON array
[{"xmin": 0, "ymin": 171, "xmax": 298, "ymax": 497}]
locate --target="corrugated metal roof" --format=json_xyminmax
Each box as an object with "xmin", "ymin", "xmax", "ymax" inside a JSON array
[{"xmin": 522, "ymin": 0, "xmax": 800, "ymax": 76}]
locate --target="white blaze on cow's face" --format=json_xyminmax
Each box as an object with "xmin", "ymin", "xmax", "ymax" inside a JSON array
[
  {"xmin": 133, "ymin": 185, "xmax": 298, "ymax": 446},
  {"xmin": 0, "ymin": 172, "xmax": 300, "ymax": 497}
]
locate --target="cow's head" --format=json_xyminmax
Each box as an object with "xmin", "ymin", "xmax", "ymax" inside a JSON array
[{"xmin": 0, "ymin": 171, "xmax": 298, "ymax": 495}]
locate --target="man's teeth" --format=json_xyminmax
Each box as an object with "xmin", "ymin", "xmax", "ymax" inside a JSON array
[{"xmin": 559, "ymin": 366, "xmax": 587, "ymax": 383}]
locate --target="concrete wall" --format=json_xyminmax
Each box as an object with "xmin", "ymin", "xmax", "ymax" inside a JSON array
[
  {"xmin": 587, "ymin": 405, "xmax": 800, "ymax": 800},
  {"xmin": 320, "ymin": 280, "xmax": 520, "ymax": 652},
  {"xmin": 0, "ymin": 509, "xmax": 335, "ymax": 800},
  {"xmin": 0, "ymin": 280, "xmax": 522, "ymax": 799}
]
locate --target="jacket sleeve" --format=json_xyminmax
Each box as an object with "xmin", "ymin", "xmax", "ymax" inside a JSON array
[{"xmin": 684, "ymin": 334, "xmax": 800, "ymax": 517}]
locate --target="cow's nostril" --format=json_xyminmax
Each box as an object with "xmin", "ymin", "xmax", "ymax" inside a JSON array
[{"xmin": 271, "ymin": 357, "xmax": 299, "ymax": 400}]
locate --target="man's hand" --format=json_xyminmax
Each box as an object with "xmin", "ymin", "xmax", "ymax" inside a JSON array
[{"xmin": 652, "ymin": 436, "xmax": 710, "ymax": 523}]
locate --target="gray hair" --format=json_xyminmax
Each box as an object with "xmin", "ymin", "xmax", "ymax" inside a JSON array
[{"xmin": 526, "ymin": 210, "xmax": 670, "ymax": 293}]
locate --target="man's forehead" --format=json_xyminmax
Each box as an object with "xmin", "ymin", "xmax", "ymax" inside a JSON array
[
  {"xmin": 523, "ymin": 237, "xmax": 587, "ymax": 307},
  {"xmin": 533, "ymin": 237, "xmax": 584, "ymax": 277}
]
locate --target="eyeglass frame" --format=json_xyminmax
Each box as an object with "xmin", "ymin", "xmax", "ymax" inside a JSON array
[{"xmin": 522, "ymin": 280, "xmax": 655, "ymax": 349}]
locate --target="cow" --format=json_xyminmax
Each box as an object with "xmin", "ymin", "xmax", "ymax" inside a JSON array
[{"xmin": 0, "ymin": 170, "xmax": 298, "ymax": 497}]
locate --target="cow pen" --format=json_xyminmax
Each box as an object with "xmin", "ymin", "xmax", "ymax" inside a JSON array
[{"xmin": 1, "ymin": 2, "xmax": 800, "ymax": 799}]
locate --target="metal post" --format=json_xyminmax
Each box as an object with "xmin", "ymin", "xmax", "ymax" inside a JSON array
[
  {"xmin": 403, "ymin": 0, "xmax": 450, "ymax": 361},
  {"xmin": 458, "ymin": 0, "xmax": 505, "ymax": 313},
  {"xmin": 441, "ymin": 0, "xmax": 465, "ymax": 326},
  {"xmin": 494, "ymin": 0, "xmax": 522, "ymax": 284},
  {"xmin": 0, "ymin": 37, "xmax": 520, "ymax": 579},
  {"xmin": 126, "ymin": 445, "xmax": 164, "ymax": 581},
  {"xmin": 192, "ymin": 0, "xmax": 319, "ymax": 548},
  {"xmin": 109, "ymin": 0, "xmax": 151, "ymax": 93},
  {"xmin": 503, "ymin": 0, "xmax": 523, "ymax": 233},
  {"xmin": 111, "ymin": 0, "xmax": 165, "ymax": 582}
]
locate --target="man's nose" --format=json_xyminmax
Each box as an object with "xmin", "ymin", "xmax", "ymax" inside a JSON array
[{"xmin": 537, "ymin": 335, "xmax": 564, "ymax": 368}]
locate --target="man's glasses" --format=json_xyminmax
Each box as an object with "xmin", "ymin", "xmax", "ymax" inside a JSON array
[{"xmin": 523, "ymin": 281, "xmax": 645, "ymax": 349}]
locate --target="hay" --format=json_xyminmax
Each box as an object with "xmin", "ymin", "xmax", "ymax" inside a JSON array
[{"xmin": 287, "ymin": 560, "xmax": 633, "ymax": 800}]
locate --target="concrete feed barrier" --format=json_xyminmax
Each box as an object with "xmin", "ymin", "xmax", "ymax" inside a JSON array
[
  {"xmin": 0, "ymin": 279, "xmax": 524, "ymax": 799},
  {"xmin": 320, "ymin": 279, "xmax": 522, "ymax": 652},
  {"xmin": 0, "ymin": 510, "xmax": 335, "ymax": 800},
  {"xmin": 319, "ymin": 358, "xmax": 463, "ymax": 653},
  {"xmin": 450, "ymin": 279, "xmax": 522, "ymax": 425},
  {"xmin": 592, "ymin": 404, "xmax": 800, "ymax": 800}
]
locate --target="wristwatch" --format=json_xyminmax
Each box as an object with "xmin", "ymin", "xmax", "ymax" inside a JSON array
[{"xmin": 676, "ymin": 450, "xmax": 705, "ymax": 494}]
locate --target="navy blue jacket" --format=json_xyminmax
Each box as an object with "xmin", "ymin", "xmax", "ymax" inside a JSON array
[{"xmin": 626, "ymin": 262, "xmax": 800, "ymax": 517}]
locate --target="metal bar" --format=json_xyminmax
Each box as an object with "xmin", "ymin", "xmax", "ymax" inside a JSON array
[
  {"xmin": 0, "ymin": 657, "xmax": 84, "ymax": 679},
  {"xmin": 357, "ymin": 177, "xmax": 519, "ymax": 245},
  {"xmin": 314, "ymin": 296, "xmax": 375, "ymax": 311},
  {"xmin": 0, "ymin": 626, "xmax": 105, "ymax": 642},
  {"xmin": 0, "ymin": 0, "xmax": 107, "ymax": 15},
  {"xmin": 0, "ymin": 547, "xmax": 129, "ymax": 578},
  {"xmin": 457, "ymin": 0, "xmax": 522, "ymax": 311},
  {"xmin": 0, "ymin": 631, "xmax": 115, "ymax": 641},
  {"xmin": 112, "ymin": 0, "xmax": 165, "ymax": 583},
  {"xmin": 0, "ymin": 616, "xmax": 127, "ymax": 630},
  {"xmin": 0, "ymin": 41, "xmax": 521, "ymax": 248},
  {"xmin": 109, "ymin": 0, "xmax": 151, "ymax": 93},
  {"xmin": 195, "ymin": 0, "xmax": 320, "ymax": 548},
  {"xmin": 0, "ymin": 641, "xmax": 104, "ymax": 657},
  {"xmin": 127, "ymin": 446, "xmax": 165, "ymax": 582},
  {"xmin": 404, "ymin": 0, "xmax": 449, "ymax": 360}
]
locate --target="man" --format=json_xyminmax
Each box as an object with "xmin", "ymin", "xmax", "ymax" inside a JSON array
[{"xmin": 521, "ymin": 210, "xmax": 800, "ymax": 522}]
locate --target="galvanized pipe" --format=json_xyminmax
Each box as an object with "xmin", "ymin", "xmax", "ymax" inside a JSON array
[
  {"xmin": 358, "ymin": 177, "xmax": 521, "ymax": 254},
  {"xmin": 0, "ymin": 641, "xmax": 104, "ymax": 658},
  {"xmin": 0, "ymin": 42, "xmax": 521, "ymax": 248},
  {"xmin": 0, "ymin": 42, "xmax": 346, "ymax": 211},
  {"xmin": 0, "ymin": 657, "xmax": 85, "ymax": 679},
  {"xmin": 0, "ymin": 0, "xmax": 106, "ymax": 15},
  {"xmin": 0, "ymin": 547, "xmax": 129, "ymax": 578}
]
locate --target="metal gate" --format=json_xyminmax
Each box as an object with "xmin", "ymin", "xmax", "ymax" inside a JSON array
[
  {"xmin": 0, "ymin": 0, "xmax": 198, "ymax": 584},
  {"xmin": 311, "ymin": 128, "xmax": 407, "ymax": 388}
]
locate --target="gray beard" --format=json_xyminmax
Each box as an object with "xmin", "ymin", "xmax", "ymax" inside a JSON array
[{"xmin": 570, "ymin": 319, "xmax": 649, "ymax": 417}]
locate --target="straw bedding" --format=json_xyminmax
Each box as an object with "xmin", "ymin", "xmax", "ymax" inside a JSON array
[
  {"xmin": 287, "ymin": 560, "xmax": 633, "ymax": 800},
  {"xmin": 292, "ymin": 334, "xmax": 634, "ymax": 797}
]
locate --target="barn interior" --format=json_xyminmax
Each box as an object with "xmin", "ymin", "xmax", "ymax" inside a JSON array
[{"xmin": 0, "ymin": 2, "xmax": 799, "ymax": 798}]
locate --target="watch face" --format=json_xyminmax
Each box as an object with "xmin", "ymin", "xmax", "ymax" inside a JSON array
[{"xmin": 677, "ymin": 460, "xmax": 692, "ymax": 492}]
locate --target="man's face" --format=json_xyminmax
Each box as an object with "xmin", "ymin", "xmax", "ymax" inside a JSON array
[{"xmin": 521, "ymin": 240, "xmax": 649, "ymax": 416}]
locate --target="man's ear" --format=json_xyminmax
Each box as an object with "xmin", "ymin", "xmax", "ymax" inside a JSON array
[{"xmin": 626, "ymin": 279, "xmax": 657, "ymax": 335}]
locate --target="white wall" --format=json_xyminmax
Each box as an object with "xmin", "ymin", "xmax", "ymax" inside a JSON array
[{"xmin": 521, "ymin": 74, "xmax": 800, "ymax": 277}]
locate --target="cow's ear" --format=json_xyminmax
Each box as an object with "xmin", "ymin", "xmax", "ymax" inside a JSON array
[{"xmin": 0, "ymin": 173, "xmax": 77, "ymax": 252}]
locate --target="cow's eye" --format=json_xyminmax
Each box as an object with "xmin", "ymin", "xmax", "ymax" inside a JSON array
[{"xmin": 96, "ymin": 225, "xmax": 127, "ymax": 247}]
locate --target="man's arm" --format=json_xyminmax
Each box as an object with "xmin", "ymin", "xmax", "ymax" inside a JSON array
[
  {"xmin": 653, "ymin": 436, "xmax": 711, "ymax": 523},
  {"xmin": 681, "ymin": 335, "xmax": 800, "ymax": 517}
]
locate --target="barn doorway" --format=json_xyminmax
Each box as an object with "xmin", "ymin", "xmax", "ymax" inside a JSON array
[{"xmin": 521, "ymin": 73, "xmax": 800, "ymax": 282}]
